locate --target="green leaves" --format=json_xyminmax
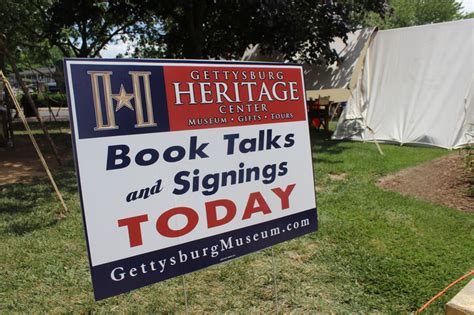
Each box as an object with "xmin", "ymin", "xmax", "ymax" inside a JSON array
[
  {"xmin": 131, "ymin": 0, "xmax": 388, "ymax": 63},
  {"xmin": 364, "ymin": 0, "xmax": 463, "ymax": 29}
]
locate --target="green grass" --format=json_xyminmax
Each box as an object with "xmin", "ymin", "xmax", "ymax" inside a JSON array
[
  {"xmin": 12, "ymin": 121, "xmax": 70, "ymax": 135},
  {"xmin": 1, "ymin": 128, "xmax": 473, "ymax": 313}
]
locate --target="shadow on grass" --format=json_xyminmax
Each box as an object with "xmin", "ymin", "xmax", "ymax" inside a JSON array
[
  {"xmin": 7, "ymin": 218, "xmax": 60, "ymax": 236},
  {"xmin": 2, "ymin": 122, "xmax": 79, "ymax": 236},
  {"xmin": 53, "ymin": 162, "xmax": 80, "ymax": 194},
  {"xmin": 0, "ymin": 163, "xmax": 77, "ymax": 236},
  {"xmin": 310, "ymin": 129, "xmax": 346, "ymax": 164}
]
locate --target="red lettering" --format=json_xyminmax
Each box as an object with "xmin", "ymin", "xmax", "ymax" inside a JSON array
[
  {"xmin": 205, "ymin": 199, "xmax": 237, "ymax": 228},
  {"xmin": 156, "ymin": 207, "xmax": 198, "ymax": 237},
  {"xmin": 117, "ymin": 214, "xmax": 149, "ymax": 247},
  {"xmin": 271, "ymin": 184, "xmax": 296, "ymax": 210},
  {"xmin": 242, "ymin": 192, "xmax": 271, "ymax": 220}
]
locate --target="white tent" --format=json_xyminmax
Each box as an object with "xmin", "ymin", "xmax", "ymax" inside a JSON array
[
  {"xmin": 242, "ymin": 19, "xmax": 474, "ymax": 149},
  {"xmin": 333, "ymin": 19, "xmax": 474, "ymax": 149}
]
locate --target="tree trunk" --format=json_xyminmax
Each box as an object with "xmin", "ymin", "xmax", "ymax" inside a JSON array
[
  {"xmin": 0, "ymin": 49, "xmax": 14, "ymax": 148},
  {"xmin": 183, "ymin": 0, "xmax": 206, "ymax": 59}
]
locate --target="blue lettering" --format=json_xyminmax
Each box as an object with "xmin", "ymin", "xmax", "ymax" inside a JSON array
[
  {"xmin": 135, "ymin": 149, "xmax": 159, "ymax": 166},
  {"xmin": 189, "ymin": 136, "xmax": 209, "ymax": 159},
  {"xmin": 173, "ymin": 171, "xmax": 191, "ymax": 195},
  {"xmin": 224, "ymin": 133, "xmax": 239, "ymax": 155},
  {"xmin": 164, "ymin": 146, "xmax": 186, "ymax": 162},
  {"xmin": 107, "ymin": 145, "xmax": 131, "ymax": 170}
]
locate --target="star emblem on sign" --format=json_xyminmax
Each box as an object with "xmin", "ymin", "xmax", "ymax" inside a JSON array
[{"xmin": 113, "ymin": 84, "xmax": 135, "ymax": 111}]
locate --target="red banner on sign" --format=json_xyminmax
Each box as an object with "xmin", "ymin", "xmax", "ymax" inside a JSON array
[{"xmin": 163, "ymin": 66, "xmax": 307, "ymax": 131}]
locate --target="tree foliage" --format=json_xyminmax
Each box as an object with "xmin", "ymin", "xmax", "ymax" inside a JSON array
[
  {"xmin": 364, "ymin": 0, "xmax": 463, "ymax": 29},
  {"xmin": 0, "ymin": 0, "xmax": 52, "ymax": 71},
  {"xmin": 0, "ymin": 0, "xmax": 47, "ymax": 50},
  {"xmin": 43, "ymin": 0, "xmax": 145, "ymax": 57},
  {"xmin": 132, "ymin": 0, "xmax": 387, "ymax": 63},
  {"xmin": 0, "ymin": 0, "xmax": 68, "ymax": 95},
  {"xmin": 3, "ymin": 0, "xmax": 389, "ymax": 64},
  {"xmin": 463, "ymin": 11, "xmax": 474, "ymax": 19}
]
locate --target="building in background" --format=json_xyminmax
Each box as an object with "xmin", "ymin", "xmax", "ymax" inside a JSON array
[{"xmin": 9, "ymin": 67, "xmax": 58, "ymax": 92}]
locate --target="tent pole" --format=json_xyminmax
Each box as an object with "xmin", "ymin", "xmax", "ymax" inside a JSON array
[
  {"xmin": 0, "ymin": 71, "xmax": 68, "ymax": 216},
  {"xmin": 367, "ymin": 44, "xmax": 371, "ymax": 99}
]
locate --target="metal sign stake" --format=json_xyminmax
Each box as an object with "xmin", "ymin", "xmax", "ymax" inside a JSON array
[
  {"xmin": 271, "ymin": 247, "xmax": 280, "ymax": 314},
  {"xmin": 182, "ymin": 275, "xmax": 189, "ymax": 314}
]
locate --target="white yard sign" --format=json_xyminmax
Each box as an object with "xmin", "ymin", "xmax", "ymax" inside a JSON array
[{"xmin": 64, "ymin": 59, "xmax": 317, "ymax": 300}]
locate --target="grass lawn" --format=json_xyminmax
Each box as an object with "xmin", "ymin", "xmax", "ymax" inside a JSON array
[{"xmin": 1, "ymin": 125, "xmax": 473, "ymax": 313}]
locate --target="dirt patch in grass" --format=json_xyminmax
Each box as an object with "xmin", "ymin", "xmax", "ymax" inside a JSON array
[
  {"xmin": 0, "ymin": 134, "xmax": 72, "ymax": 185},
  {"xmin": 378, "ymin": 153, "xmax": 473, "ymax": 212},
  {"xmin": 328, "ymin": 172, "xmax": 348, "ymax": 181}
]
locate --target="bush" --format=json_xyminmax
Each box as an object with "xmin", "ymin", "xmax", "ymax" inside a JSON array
[
  {"xmin": 20, "ymin": 92, "xmax": 67, "ymax": 110},
  {"xmin": 46, "ymin": 93, "xmax": 67, "ymax": 106}
]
